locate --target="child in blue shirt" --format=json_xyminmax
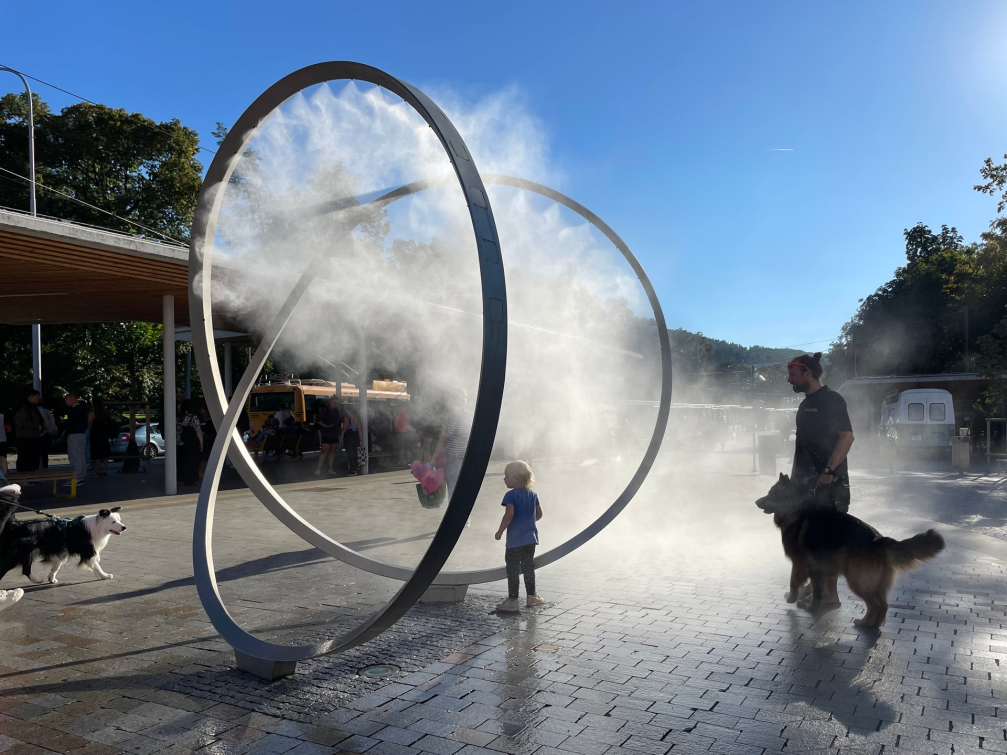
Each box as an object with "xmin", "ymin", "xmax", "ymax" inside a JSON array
[{"xmin": 494, "ymin": 460, "xmax": 544, "ymax": 612}]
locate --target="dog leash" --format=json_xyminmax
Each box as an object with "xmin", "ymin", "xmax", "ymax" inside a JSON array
[{"xmin": 1, "ymin": 499, "xmax": 73, "ymax": 524}]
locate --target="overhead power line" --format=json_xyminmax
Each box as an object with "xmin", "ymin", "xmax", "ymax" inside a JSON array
[
  {"xmin": 0, "ymin": 165, "xmax": 187, "ymax": 245},
  {"xmin": 784, "ymin": 337, "xmax": 837, "ymax": 349},
  {"xmin": 0, "ymin": 63, "xmax": 218, "ymax": 156}
]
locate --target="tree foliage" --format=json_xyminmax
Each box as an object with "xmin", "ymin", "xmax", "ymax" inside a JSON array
[
  {"xmin": 0, "ymin": 93, "xmax": 203, "ymax": 418},
  {"xmin": 830, "ymin": 218, "xmax": 1007, "ymax": 380},
  {"xmin": 0, "ymin": 92, "xmax": 202, "ymax": 241},
  {"xmin": 975, "ymin": 153, "xmax": 1007, "ymax": 215}
]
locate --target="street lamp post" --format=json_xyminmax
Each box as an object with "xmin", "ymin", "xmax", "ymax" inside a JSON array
[
  {"xmin": 1, "ymin": 66, "xmax": 41, "ymax": 392},
  {"xmin": 0, "ymin": 66, "xmax": 36, "ymax": 215},
  {"xmin": 751, "ymin": 364, "xmax": 758, "ymax": 473}
]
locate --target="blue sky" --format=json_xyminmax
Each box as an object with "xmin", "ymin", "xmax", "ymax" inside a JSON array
[{"xmin": 3, "ymin": 1, "xmax": 1005, "ymax": 350}]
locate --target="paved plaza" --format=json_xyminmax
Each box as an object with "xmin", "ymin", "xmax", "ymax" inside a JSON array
[{"xmin": 2, "ymin": 450, "xmax": 1007, "ymax": 755}]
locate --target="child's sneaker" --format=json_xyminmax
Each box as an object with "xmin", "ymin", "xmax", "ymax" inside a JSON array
[
  {"xmin": 526, "ymin": 595, "xmax": 545, "ymax": 607},
  {"xmin": 0, "ymin": 588, "xmax": 24, "ymax": 612},
  {"xmin": 496, "ymin": 598, "xmax": 521, "ymax": 612}
]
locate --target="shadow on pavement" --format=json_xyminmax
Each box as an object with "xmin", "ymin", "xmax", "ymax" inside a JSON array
[{"xmin": 64, "ymin": 532, "xmax": 437, "ymax": 607}]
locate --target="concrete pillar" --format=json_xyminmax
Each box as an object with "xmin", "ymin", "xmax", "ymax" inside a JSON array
[
  {"xmin": 223, "ymin": 342, "xmax": 233, "ymax": 400},
  {"xmin": 359, "ymin": 341, "xmax": 369, "ymax": 475},
  {"xmin": 163, "ymin": 296, "xmax": 177, "ymax": 495},
  {"xmin": 31, "ymin": 324, "xmax": 41, "ymax": 392}
]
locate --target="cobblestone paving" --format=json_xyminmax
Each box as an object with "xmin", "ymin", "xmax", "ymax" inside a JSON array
[
  {"xmin": 2, "ymin": 452, "xmax": 1006, "ymax": 754},
  {"xmin": 857, "ymin": 468, "xmax": 1007, "ymax": 542}
]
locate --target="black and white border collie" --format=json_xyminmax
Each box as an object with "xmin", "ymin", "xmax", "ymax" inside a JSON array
[
  {"xmin": 0, "ymin": 483, "xmax": 24, "ymax": 610},
  {"xmin": 0, "ymin": 495, "xmax": 126, "ymax": 585}
]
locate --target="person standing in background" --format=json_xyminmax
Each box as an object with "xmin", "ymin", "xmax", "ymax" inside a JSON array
[
  {"xmin": 0, "ymin": 410, "xmax": 9, "ymax": 477},
  {"xmin": 177, "ymin": 400, "xmax": 204, "ymax": 486},
  {"xmin": 14, "ymin": 389, "xmax": 45, "ymax": 472},
  {"xmin": 341, "ymin": 409, "xmax": 362, "ymax": 475},
  {"xmin": 88, "ymin": 397, "xmax": 114, "ymax": 477},
  {"xmin": 38, "ymin": 402, "xmax": 58, "ymax": 470},
  {"xmin": 432, "ymin": 387, "xmax": 470, "ymax": 498},
  {"xmin": 64, "ymin": 393, "xmax": 89, "ymax": 486},
  {"xmin": 314, "ymin": 396, "xmax": 343, "ymax": 476}
]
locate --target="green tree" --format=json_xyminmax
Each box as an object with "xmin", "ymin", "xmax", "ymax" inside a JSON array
[
  {"xmin": 0, "ymin": 92, "xmax": 202, "ymax": 241},
  {"xmin": 830, "ymin": 221, "xmax": 975, "ymax": 376},
  {"xmin": 0, "ymin": 93, "xmax": 203, "ymax": 417},
  {"xmin": 975, "ymin": 153, "xmax": 1007, "ymax": 214},
  {"xmin": 973, "ymin": 312, "xmax": 1007, "ymax": 417}
]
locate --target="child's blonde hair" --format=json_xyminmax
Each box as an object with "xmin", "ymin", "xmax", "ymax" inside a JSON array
[{"xmin": 504, "ymin": 460, "xmax": 535, "ymax": 488}]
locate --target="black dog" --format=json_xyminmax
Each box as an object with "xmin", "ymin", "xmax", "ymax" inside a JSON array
[
  {"xmin": 756, "ymin": 474, "xmax": 944, "ymax": 627},
  {"xmin": 0, "ymin": 505, "xmax": 126, "ymax": 584}
]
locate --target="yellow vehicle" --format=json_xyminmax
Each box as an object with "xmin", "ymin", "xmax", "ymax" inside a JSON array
[
  {"xmin": 248, "ymin": 379, "xmax": 334, "ymax": 433},
  {"xmin": 247, "ymin": 378, "xmax": 410, "ymax": 433}
]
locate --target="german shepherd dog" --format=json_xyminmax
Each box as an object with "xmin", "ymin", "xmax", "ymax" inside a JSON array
[{"xmin": 756, "ymin": 474, "xmax": 944, "ymax": 628}]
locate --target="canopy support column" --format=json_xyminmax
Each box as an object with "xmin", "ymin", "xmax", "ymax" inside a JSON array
[
  {"xmin": 163, "ymin": 295, "xmax": 177, "ymax": 495},
  {"xmin": 31, "ymin": 324, "xmax": 41, "ymax": 392},
  {"xmin": 360, "ymin": 340, "xmax": 369, "ymax": 475}
]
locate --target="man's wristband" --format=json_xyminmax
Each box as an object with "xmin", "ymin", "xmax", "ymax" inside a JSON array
[{"xmin": 822, "ymin": 467, "xmax": 833, "ymax": 476}]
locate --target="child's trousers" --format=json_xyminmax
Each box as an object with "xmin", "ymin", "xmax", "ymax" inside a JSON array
[{"xmin": 505, "ymin": 543, "xmax": 536, "ymax": 599}]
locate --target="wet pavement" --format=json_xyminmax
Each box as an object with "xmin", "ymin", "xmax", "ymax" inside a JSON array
[
  {"xmin": 1, "ymin": 450, "xmax": 1006, "ymax": 755},
  {"xmin": 7, "ymin": 450, "xmax": 406, "ymax": 510}
]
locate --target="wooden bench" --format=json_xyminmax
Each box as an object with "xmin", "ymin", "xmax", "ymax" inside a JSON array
[{"xmin": 8, "ymin": 469, "xmax": 77, "ymax": 499}]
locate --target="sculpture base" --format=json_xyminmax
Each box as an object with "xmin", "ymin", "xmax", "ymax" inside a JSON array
[
  {"xmin": 235, "ymin": 650, "xmax": 297, "ymax": 680},
  {"xmin": 420, "ymin": 584, "xmax": 469, "ymax": 603}
]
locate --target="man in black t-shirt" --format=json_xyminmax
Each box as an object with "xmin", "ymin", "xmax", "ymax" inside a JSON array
[{"xmin": 788, "ymin": 353, "xmax": 855, "ymax": 513}]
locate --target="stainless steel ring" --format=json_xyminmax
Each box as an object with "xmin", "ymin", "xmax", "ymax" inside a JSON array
[
  {"xmin": 189, "ymin": 62, "xmax": 507, "ymax": 663},
  {"xmin": 359, "ymin": 174, "xmax": 673, "ymax": 584}
]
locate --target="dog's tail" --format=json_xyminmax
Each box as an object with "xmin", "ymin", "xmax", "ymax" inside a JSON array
[{"xmin": 884, "ymin": 529, "xmax": 945, "ymax": 571}]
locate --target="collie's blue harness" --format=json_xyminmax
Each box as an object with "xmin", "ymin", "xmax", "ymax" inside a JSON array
[{"xmin": 2, "ymin": 499, "xmax": 74, "ymax": 526}]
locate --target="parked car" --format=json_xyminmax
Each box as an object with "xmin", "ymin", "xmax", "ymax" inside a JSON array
[{"xmin": 111, "ymin": 423, "xmax": 166, "ymax": 459}]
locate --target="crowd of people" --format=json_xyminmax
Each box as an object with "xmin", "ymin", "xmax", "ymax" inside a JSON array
[
  {"xmin": 0, "ymin": 389, "xmax": 220, "ymax": 489},
  {"xmin": 0, "ymin": 385, "xmax": 474, "ymax": 501},
  {"xmin": 0, "ymin": 389, "xmax": 129, "ymax": 488},
  {"xmin": 245, "ymin": 395, "xmax": 403, "ymax": 477}
]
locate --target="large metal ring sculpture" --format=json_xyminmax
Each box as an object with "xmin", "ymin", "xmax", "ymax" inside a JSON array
[{"xmin": 189, "ymin": 62, "xmax": 671, "ymax": 679}]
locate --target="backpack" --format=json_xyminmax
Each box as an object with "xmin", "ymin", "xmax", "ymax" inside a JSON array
[
  {"xmin": 41, "ymin": 409, "xmax": 58, "ymax": 437},
  {"xmin": 182, "ymin": 420, "xmax": 199, "ymax": 446}
]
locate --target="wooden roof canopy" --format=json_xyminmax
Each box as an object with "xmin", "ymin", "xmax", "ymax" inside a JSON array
[{"xmin": 0, "ymin": 208, "xmax": 191, "ymax": 325}]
